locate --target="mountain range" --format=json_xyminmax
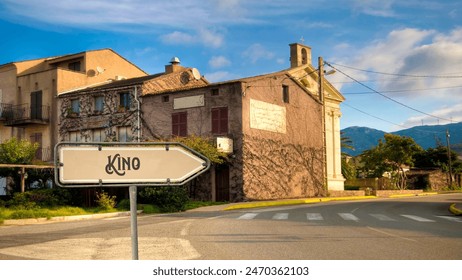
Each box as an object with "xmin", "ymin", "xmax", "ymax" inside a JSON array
[{"xmin": 341, "ymin": 122, "xmax": 462, "ymax": 156}]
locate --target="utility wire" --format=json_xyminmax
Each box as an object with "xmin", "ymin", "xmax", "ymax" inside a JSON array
[
  {"xmin": 328, "ymin": 62, "xmax": 462, "ymax": 79},
  {"xmin": 325, "ymin": 61, "xmax": 454, "ymax": 123},
  {"xmin": 342, "ymin": 102, "xmax": 447, "ymax": 135},
  {"xmin": 342, "ymin": 84, "xmax": 462, "ymax": 95},
  {"xmin": 341, "ymin": 102, "xmax": 407, "ymax": 129}
]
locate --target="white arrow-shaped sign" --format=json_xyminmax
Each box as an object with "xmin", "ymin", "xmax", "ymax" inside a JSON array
[{"xmin": 54, "ymin": 142, "xmax": 210, "ymax": 187}]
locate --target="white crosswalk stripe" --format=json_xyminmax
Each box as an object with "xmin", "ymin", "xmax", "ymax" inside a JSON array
[
  {"xmin": 306, "ymin": 213, "xmax": 324, "ymax": 221},
  {"xmin": 338, "ymin": 213, "xmax": 359, "ymax": 221},
  {"xmin": 369, "ymin": 214, "xmax": 396, "ymax": 221},
  {"xmin": 237, "ymin": 213, "xmax": 259, "ymax": 220},
  {"xmin": 435, "ymin": 216, "xmax": 462, "ymax": 222},
  {"xmin": 272, "ymin": 213, "xmax": 289, "ymax": 220},
  {"xmin": 400, "ymin": 215, "xmax": 435, "ymax": 222},
  {"xmin": 235, "ymin": 212, "xmax": 460, "ymax": 224}
]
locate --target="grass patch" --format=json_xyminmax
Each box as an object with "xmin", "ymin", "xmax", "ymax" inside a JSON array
[
  {"xmin": 0, "ymin": 206, "xmax": 113, "ymax": 222},
  {"xmin": 138, "ymin": 204, "xmax": 161, "ymax": 214},
  {"xmin": 0, "ymin": 200, "xmax": 226, "ymax": 224}
]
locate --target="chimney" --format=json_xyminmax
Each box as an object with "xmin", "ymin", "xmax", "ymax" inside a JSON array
[
  {"xmin": 165, "ymin": 57, "xmax": 184, "ymax": 73},
  {"xmin": 289, "ymin": 43, "xmax": 312, "ymax": 68}
]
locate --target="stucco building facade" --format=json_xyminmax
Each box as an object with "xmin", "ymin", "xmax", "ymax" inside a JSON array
[{"xmin": 0, "ymin": 49, "xmax": 147, "ymax": 162}]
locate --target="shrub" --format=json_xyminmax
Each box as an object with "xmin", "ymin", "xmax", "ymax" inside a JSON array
[
  {"xmin": 117, "ymin": 199, "xmax": 131, "ymax": 211},
  {"xmin": 139, "ymin": 186, "xmax": 189, "ymax": 213},
  {"xmin": 95, "ymin": 191, "xmax": 116, "ymax": 210},
  {"xmin": 8, "ymin": 192, "xmax": 37, "ymax": 209}
]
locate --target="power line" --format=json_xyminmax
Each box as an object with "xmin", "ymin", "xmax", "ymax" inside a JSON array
[
  {"xmin": 341, "ymin": 102, "xmax": 407, "ymax": 128},
  {"xmin": 327, "ymin": 62, "xmax": 462, "ymax": 79},
  {"xmin": 342, "ymin": 102, "xmax": 447, "ymax": 135},
  {"xmin": 325, "ymin": 61, "xmax": 454, "ymax": 123},
  {"xmin": 342, "ymin": 84, "xmax": 462, "ymax": 95}
]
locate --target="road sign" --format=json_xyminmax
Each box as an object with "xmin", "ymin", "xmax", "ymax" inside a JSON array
[{"xmin": 54, "ymin": 142, "xmax": 210, "ymax": 187}]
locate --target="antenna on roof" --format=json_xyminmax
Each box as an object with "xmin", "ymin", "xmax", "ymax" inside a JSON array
[
  {"xmin": 191, "ymin": 68, "xmax": 201, "ymax": 80},
  {"xmin": 96, "ymin": 66, "xmax": 105, "ymax": 75}
]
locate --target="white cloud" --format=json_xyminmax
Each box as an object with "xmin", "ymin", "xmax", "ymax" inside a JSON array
[
  {"xmin": 209, "ymin": 56, "xmax": 231, "ymax": 68},
  {"xmin": 242, "ymin": 43, "xmax": 275, "ymax": 64},
  {"xmin": 204, "ymin": 71, "xmax": 239, "ymax": 83},
  {"xmin": 161, "ymin": 31, "xmax": 196, "ymax": 45},
  {"xmin": 351, "ymin": 0, "xmax": 397, "ymax": 17},
  {"xmin": 160, "ymin": 28, "xmax": 224, "ymax": 48},
  {"xmin": 330, "ymin": 27, "xmax": 462, "ymax": 101},
  {"xmin": 401, "ymin": 104, "xmax": 462, "ymax": 127}
]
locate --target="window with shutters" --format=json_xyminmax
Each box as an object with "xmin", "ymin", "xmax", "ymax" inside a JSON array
[
  {"xmin": 118, "ymin": 126, "xmax": 132, "ymax": 142},
  {"xmin": 172, "ymin": 112, "xmax": 187, "ymax": 137},
  {"xmin": 119, "ymin": 92, "xmax": 131, "ymax": 110},
  {"xmin": 211, "ymin": 107, "xmax": 228, "ymax": 135},
  {"xmin": 94, "ymin": 96, "xmax": 104, "ymax": 113},
  {"xmin": 70, "ymin": 99, "xmax": 80, "ymax": 114}
]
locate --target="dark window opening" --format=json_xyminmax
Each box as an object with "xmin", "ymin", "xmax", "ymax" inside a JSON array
[
  {"xmin": 71, "ymin": 99, "xmax": 80, "ymax": 114},
  {"xmin": 68, "ymin": 61, "xmax": 81, "ymax": 72},
  {"xmin": 119, "ymin": 92, "xmax": 131, "ymax": 110},
  {"xmin": 162, "ymin": 95, "xmax": 170, "ymax": 102},
  {"xmin": 211, "ymin": 88, "xmax": 219, "ymax": 96},
  {"xmin": 282, "ymin": 85, "xmax": 289, "ymax": 103},
  {"xmin": 94, "ymin": 96, "xmax": 104, "ymax": 113}
]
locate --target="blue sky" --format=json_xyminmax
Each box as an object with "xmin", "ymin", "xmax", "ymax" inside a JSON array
[{"xmin": 1, "ymin": 0, "xmax": 461, "ymax": 132}]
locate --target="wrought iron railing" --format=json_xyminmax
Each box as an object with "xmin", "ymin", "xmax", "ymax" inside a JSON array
[{"xmin": 3, "ymin": 103, "xmax": 50, "ymax": 125}]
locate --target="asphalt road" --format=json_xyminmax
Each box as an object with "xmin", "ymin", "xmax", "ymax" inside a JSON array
[{"xmin": 0, "ymin": 193, "xmax": 461, "ymax": 260}]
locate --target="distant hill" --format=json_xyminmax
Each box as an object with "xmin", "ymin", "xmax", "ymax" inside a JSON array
[{"xmin": 341, "ymin": 122, "xmax": 462, "ymax": 156}]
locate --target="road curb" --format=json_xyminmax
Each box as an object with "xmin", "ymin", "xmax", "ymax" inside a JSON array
[
  {"xmin": 2, "ymin": 211, "xmax": 141, "ymax": 226},
  {"xmin": 388, "ymin": 192, "xmax": 438, "ymax": 198}
]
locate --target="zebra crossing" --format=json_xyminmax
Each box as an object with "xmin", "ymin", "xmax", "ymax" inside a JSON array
[{"xmin": 235, "ymin": 212, "xmax": 462, "ymax": 224}]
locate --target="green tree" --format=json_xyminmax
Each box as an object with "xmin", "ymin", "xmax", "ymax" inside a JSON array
[
  {"xmin": 0, "ymin": 137, "xmax": 39, "ymax": 164},
  {"xmin": 360, "ymin": 134, "xmax": 422, "ymax": 189},
  {"xmin": 0, "ymin": 138, "xmax": 39, "ymax": 193},
  {"xmin": 414, "ymin": 145, "xmax": 461, "ymax": 172}
]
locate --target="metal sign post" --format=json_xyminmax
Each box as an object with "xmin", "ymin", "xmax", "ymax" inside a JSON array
[
  {"xmin": 129, "ymin": 185, "xmax": 138, "ymax": 260},
  {"xmin": 54, "ymin": 142, "xmax": 210, "ymax": 260}
]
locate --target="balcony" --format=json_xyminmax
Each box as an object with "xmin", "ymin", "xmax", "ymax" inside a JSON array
[
  {"xmin": 0, "ymin": 103, "xmax": 7, "ymax": 121},
  {"xmin": 3, "ymin": 103, "xmax": 50, "ymax": 126}
]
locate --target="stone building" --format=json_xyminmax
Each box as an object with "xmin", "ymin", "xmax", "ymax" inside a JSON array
[
  {"xmin": 140, "ymin": 43, "xmax": 345, "ymax": 201},
  {"xmin": 57, "ymin": 58, "xmax": 208, "ymax": 142},
  {"xmin": 57, "ymin": 43, "xmax": 345, "ymax": 202}
]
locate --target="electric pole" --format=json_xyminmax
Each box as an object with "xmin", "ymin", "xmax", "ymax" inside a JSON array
[{"xmin": 446, "ymin": 129, "xmax": 453, "ymax": 187}]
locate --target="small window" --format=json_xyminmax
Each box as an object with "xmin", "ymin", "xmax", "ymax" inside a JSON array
[
  {"xmin": 282, "ymin": 85, "xmax": 289, "ymax": 103},
  {"xmin": 93, "ymin": 129, "xmax": 106, "ymax": 142},
  {"xmin": 118, "ymin": 126, "xmax": 132, "ymax": 142},
  {"xmin": 211, "ymin": 88, "xmax": 219, "ymax": 96},
  {"xmin": 162, "ymin": 95, "xmax": 170, "ymax": 102},
  {"xmin": 94, "ymin": 96, "xmax": 104, "ymax": 113},
  {"xmin": 119, "ymin": 92, "xmax": 131, "ymax": 110},
  {"xmin": 212, "ymin": 107, "xmax": 228, "ymax": 135},
  {"xmin": 172, "ymin": 112, "xmax": 187, "ymax": 137},
  {"xmin": 69, "ymin": 131, "xmax": 81, "ymax": 142},
  {"xmin": 68, "ymin": 61, "xmax": 81, "ymax": 72},
  {"xmin": 70, "ymin": 99, "xmax": 80, "ymax": 114}
]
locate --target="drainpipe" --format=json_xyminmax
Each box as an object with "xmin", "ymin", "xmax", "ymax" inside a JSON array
[{"xmin": 133, "ymin": 86, "xmax": 141, "ymax": 142}]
